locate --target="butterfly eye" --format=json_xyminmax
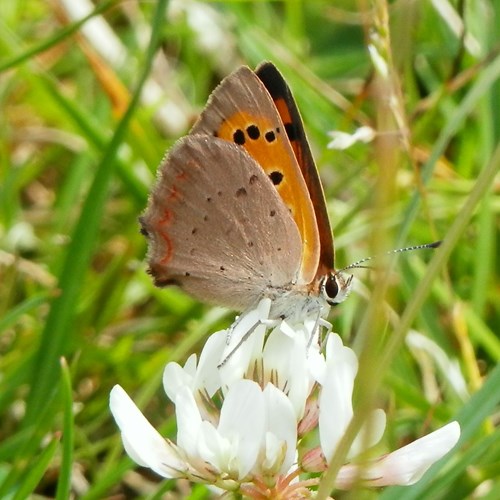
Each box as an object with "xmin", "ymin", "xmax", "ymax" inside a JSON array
[
  {"xmin": 321, "ymin": 273, "xmax": 353, "ymax": 306},
  {"xmin": 322, "ymin": 274, "xmax": 339, "ymax": 304}
]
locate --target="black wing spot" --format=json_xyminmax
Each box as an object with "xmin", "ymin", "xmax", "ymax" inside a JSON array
[
  {"xmin": 270, "ymin": 209, "xmax": 276, "ymax": 217},
  {"xmin": 203, "ymin": 215, "xmax": 209, "ymax": 221},
  {"xmin": 269, "ymin": 171, "xmax": 284, "ymax": 185},
  {"xmin": 265, "ymin": 130, "xmax": 276, "ymax": 143},
  {"xmin": 220, "ymin": 266, "xmax": 225, "ymax": 271},
  {"xmin": 217, "ymin": 190, "xmax": 223, "ymax": 196},
  {"xmin": 191, "ymin": 228, "xmax": 198, "ymax": 235},
  {"xmin": 233, "ymin": 129, "xmax": 245, "ymax": 145},
  {"xmin": 236, "ymin": 187, "xmax": 247, "ymax": 197},
  {"xmin": 206, "ymin": 196, "xmax": 212, "ymax": 202},
  {"xmin": 246, "ymin": 125, "xmax": 260, "ymax": 140},
  {"xmin": 185, "ymin": 272, "xmax": 191, "ymax": 277},
  {"xmin": 248, "ymin": 241, "xmax": 254, "ymax": 247}
]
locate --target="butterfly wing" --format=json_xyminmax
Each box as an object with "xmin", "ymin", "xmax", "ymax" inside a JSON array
[
  {"xmin": 190, "ymin": 66, "xmax": 320, "ymax": 285},
  {"xmin": 140, "ymin": 135, "xmax": 303, "ymax": 310},
  {"xmin": 256, "ymin": 62, "xmax": 335, "ymax": 277}
]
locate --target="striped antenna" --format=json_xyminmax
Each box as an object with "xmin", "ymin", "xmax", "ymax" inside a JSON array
[{"xmin": 340, "ymin": 241, "xmax": 441, "ymax": 272}]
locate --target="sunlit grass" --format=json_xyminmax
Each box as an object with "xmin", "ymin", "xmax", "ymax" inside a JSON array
[{"xmin": 1, "ymin": 1, "xmax": 499, "ymax": 498}]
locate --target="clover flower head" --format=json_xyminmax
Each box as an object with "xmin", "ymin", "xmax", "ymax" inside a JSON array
[{"xmin": 111, "ymin": 298, "xmax": 460, "ymax": 497}]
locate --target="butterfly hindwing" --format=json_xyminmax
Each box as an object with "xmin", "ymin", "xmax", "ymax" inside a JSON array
[{"xmin": 141, "ymin": 135, "xmax": 303, "ymax": 310}]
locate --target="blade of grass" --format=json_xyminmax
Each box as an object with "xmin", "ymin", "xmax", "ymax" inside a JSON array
[
  {"xmin": 11, "ymin": 436, "xmax": 60, "ymax": 500},
  {"xmin": 21, "ymin": 0, "xmax": 168, "ymax": 432},
  {"xmin": 0, "ymin": 293, "xmax": 50, "ymax": 333},
  {"xmin": 0, "ymin": 0, "xmax": 114, "ymax": 73},
  {"xmin": 381, "ymin": 362, "xmax": 500, "ymax": 499},
  {"xmin": 382, "ymin": 142, "xmax": 500, "ymax": 378},
  {"xmin": 55, "ymin": 358, "xmax": 73, "ymax": 500},
  {"xmin": 317, "ymin": 141, "xmax": 500, "ymax": 499},
  {"xmin": 396, "ymin": 50, "xmax": 500, "ymax": 246},
  {"xmin": 1, "ymin": 28, "xmax": 148, "ymax": 206}
]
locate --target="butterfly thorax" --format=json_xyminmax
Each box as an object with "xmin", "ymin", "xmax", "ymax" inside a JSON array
[
  {"xmin": 266, "ymin": 288, "xmax": 329, "ymax": 323},
  {"xmin": 264, "ymin": 270, "xmax": 352, "ymax": 319}
]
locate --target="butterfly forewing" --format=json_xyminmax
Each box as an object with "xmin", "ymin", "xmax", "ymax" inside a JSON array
[{"xmin": 190, "ymin": 66, "xmax": 320, "ymax": 285}]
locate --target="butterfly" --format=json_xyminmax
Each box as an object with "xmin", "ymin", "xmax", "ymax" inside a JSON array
[{"xmin": 140, "ymin": 62, "xmax": 352, "ymax": 316}]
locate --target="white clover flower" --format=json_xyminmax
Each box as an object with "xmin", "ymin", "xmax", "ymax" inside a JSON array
[
  {"xmin": 327, "ymin": 126, "xmax": 375, "ymax": 150},
  {"xmin": 110, "ymin": 298, "xmax": 461, "ymax": 497},
  {"xmin": 301, "ymin": 335, "xmax": 460, "ymax": 491},
  {"xmin": 311, "ymin": 334, "xmax": 386, "ymax": 462},
  {"xmin": 334, "ymin": 422, "xmax": 461, "ymax": 488}
]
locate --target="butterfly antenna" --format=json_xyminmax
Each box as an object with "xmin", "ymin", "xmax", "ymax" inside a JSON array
[{"xmin": 340, "ymin": 241, "xmax": 441, "ymax": 272}]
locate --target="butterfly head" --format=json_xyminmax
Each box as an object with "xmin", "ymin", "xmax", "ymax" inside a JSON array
[{"xmin": 320, "ymin": 271, "xmax": 353, "ymax": 305}]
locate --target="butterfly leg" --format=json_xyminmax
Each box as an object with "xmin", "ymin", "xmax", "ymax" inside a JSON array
[
  {"xmin": 306, "ymin": 307, "xmax": 332, "ymax": 352},
  {"xmin": 219, "ymin": 316, "xmax": 281, "ymax": 367},
  {"xmin": 218, "ymin": 319, "xmax": 261, "ymax": 368},
  {"xmin": 316, "ymin": 317, "xmax": 333, "ymax": 351}
]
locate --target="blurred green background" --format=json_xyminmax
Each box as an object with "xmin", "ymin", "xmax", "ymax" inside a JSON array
[{"xmin": 1, "ymin": 0, "xmax": 499, "ymax": 498}]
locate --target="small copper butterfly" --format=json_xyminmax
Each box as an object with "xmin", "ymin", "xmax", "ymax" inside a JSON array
[{"xmin": 140, "ymin": 62, "xmax": 352, "ymax": 314}]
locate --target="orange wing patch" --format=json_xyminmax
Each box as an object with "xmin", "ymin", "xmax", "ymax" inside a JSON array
[
  {"xmin": 216, "ymin": 110, "xmax": 318, "ymax": 284},
  {"xmin": 256, "ymin": 62, "xmax": 335, "ymax": 278}
]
